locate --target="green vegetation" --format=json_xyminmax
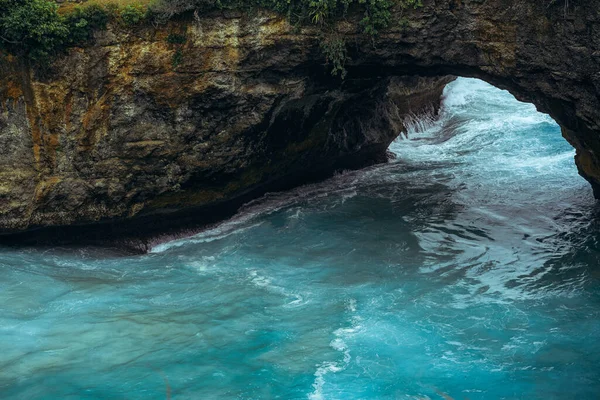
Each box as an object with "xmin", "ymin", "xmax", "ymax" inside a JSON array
[
  {"xmin": 172, "ymin": 48, "xmax": 183, "ymax": 67},
  {"xmin": 167, "ymin": 33, "xmax": 187, "ymax": 45},
  {"xmin": 120, "ymin": 4, "xmax": 147, "ymax": 26},
  {"xmin": 0, "ymin": 0, "xmax": 150, "ymax": 60},
  {"xmin": 63, "ymin": 4, "xmax": 111, "ymax": 45},
  {"xmin": 0, "ymin": 0, "xmax": 423, "ymax": 73},
  {"xmin": 149, "ymin": 0, "xmax": 423, "ymax": 37},
  {"xmin": 320, "ymin": 35, "xmax": 348, "ymax": 79},
  {"xmin": 0, "ymin": 0, "xmax": 68, "ymax": 61},
  {"xmin": 148, "ymin": 0, "xmax": 424, "ymax": 76},
  {"xmin": 166, "ymin": 33, "xmax": 187, "ymax": 67}
]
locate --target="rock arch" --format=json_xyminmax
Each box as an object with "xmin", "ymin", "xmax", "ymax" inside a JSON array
[
  {"xmin": 348, "ymin": 0, "xmax": 600, "ymax": 196},
  {"xmin": 0, "ymin": 0, "xmax": 598, "ymax": 245}
]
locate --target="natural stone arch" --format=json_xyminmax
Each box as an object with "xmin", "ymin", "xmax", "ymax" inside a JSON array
[
  {"xmin": 0, "ymin": 0, "xmax": 598, "ymax": 246},
  {"xmin": 344, "ymin": 0, "xmax": 600, "ymax": 195}
]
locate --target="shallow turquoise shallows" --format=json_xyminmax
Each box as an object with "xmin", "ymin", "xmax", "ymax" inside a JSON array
[{"xmin": 1, "ymin": 78, "xmax": 599, "ymax": 400}]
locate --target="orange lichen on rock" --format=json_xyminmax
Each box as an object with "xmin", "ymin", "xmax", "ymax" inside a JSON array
[{"xmin": 5, "ymin": 80, "xmax": 23, "ymax": 100}]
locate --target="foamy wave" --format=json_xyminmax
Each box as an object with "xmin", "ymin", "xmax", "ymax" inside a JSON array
[
  {"xmin": 309, "ymin": 361, "xmax": 344, "ymax": 400},
  {"xmin": 308, "ymin": 299, "xmax": 361, "ymax": 399},
  {"xmin": 402, "ymin": 105, "xmax": 440, "ymax": 137},
  {"xmin": 249, "ymin": 270, "xmax": 309, "ymax": 308},
  {"xmin": 150, "ymin": 221, "xmax": 263, "ymax": 253}
]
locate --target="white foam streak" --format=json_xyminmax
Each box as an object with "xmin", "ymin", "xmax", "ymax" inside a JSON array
[
  {"xmin": 309, "ymin": 299, "xmax": 361, "ymax": 399},
  {"xmin": 249, "ymin": 270, "xmax": 309, "ymax": 308}
]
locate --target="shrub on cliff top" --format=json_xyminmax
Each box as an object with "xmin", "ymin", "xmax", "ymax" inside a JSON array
[
  {"xmin": 148, "ymin": 0, "xmax": 420, "ymax": 35},
  {"xmin": 0, "ymin": 0, "xmax": 151, "ymax": 60},
  {"xmin": 0, "ymin": 0, "xmax": 68, "ymax": 61},
  {"xmin": 63, "ymin": 4, "xmax": 111, "ymax": 45},
  {"xmin": 120, "ymin": 4, "xmax": 147, "ymax": 26}
]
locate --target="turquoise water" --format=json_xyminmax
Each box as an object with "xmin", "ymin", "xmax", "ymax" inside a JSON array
[{"xmin": 1, "ymin": 78, "xmax": 600, "ymax": 399}]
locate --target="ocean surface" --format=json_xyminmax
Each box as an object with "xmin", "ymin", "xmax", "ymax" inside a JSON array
[{"xmin": 1, "ymin": 78, "xmax": 599, "ymax": 399}]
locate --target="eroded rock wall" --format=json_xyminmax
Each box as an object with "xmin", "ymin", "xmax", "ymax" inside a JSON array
[{"xmin": 0, "ymin": 16, "xmax": 450, "ymax": 244}]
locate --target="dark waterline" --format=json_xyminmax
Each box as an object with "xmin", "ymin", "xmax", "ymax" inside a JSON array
[{"xmin": 1, "ymin": 78, "xmax": 599, "ymax": 399}]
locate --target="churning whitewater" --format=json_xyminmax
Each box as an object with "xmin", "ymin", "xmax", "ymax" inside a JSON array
[{"xmin": 1, "ymin": 78, "xmax": 599, "ymax": 399}]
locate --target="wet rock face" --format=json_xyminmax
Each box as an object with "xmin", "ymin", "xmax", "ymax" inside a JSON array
[{"xmin": 1, "ymin": 0, "xmax": 600, "ymax": 244}]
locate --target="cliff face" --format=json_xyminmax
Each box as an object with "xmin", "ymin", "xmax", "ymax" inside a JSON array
[
  {"xmin": 0, "ymin": 17, "xmax": 451, "ymax": 244},
  {"xmin": 0, "ymin": 0, "xmax": 599, "ymax": 245}
]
